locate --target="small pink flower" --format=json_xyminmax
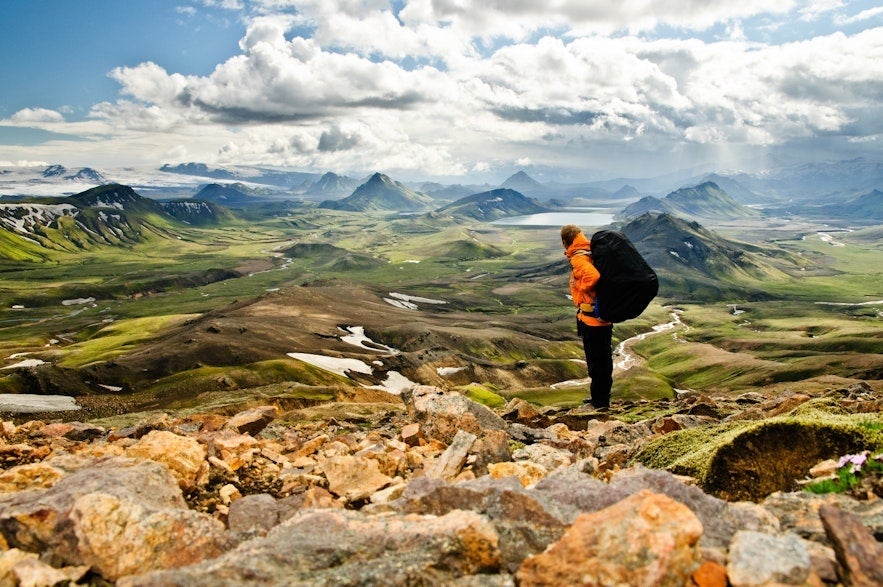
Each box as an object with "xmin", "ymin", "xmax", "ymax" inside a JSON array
[{"xmin": 838, "ymin": 451, "xmax": 868, "ymax": 473}]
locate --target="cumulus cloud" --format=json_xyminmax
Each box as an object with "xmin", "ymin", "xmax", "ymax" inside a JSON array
[{"xmin": 9, "ymin": 108, "xmax": 66, "ymax": 124}]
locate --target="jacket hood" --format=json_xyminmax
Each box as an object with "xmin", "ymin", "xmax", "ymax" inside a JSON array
[{"xmin": 564, "ymin": 231, "xmax": 591, "ymax": 258}]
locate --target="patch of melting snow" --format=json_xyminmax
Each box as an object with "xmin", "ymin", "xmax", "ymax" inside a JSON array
[
  {"xmin": 0, "ymin": 394, "xmax": 79, "ymax": 413},
  {"xmin": 551, "ymin": 376, "xmax": 591, "ymax": 389},
  {"xmin": 339, "ymin": 326, "xmax": 400, "ymax": 354},
  {"xmin": 366, "ymin": 371, "xmax": 416, "ymax": 395},
  {"xmin": 383, "ymin": 292, "xmax": 448, "ymax": 310},
  {"xmin": 816, "ymin": 300, "xmax": 883, "ymax": 306},
  {"xmin": 2, "ymin": 359, "xmax": 47, "ymax": 369},
  {"xmin": 61, "ymin": 297, "xmax": 96, "ymax": 306},
  {"xmin": 98, "ymin": 384, "xmax": 123, "ymax": 392},
  {"xmin": 384, "ymin": 297, "xmax": 418, "ymax": 310},
  {"xmin": 287, "ymin": 353, "xmax": 374, "ymax": 377},
  {"xmin": 286, "ymin": 352, "xmax": 414, "ymax": 395},
  {"xmin": 727, "ymin": 304, "xmax": 746, "ymax": 315},
  {"xmin": 813, "ymin": 232, "xmax": 846, "ymax": 247},
  {"xmin": 437, "ymin": 366, "xmax": 468, "ymax": 377}
]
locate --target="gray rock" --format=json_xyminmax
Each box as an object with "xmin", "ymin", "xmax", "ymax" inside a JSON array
[
  {"xmin": 118, "ymin": 508, "xmax": 502, "ymax": 586},
  {"xmin": 227, "ymin": 493, "xmax": 279, "ymax": 534},
  {"xmin": 726, "ymin": 531, "xmax": 811, "ymax": 586},
  {"xmin": 820, "ymin": 504, "xmax": 883, "ymax": 586}
]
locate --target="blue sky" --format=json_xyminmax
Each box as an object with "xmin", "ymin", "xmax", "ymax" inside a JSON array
[{"xmin": 1, "ymin": 1, "xmax": 882, "ymax": 182}]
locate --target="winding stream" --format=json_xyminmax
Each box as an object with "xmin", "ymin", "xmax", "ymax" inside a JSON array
[{"xmin": 614, "ymin": 310, "xmax": 685, "ymax": 372}]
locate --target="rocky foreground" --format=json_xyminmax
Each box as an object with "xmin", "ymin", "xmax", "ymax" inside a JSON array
[{"xmin": 0, "ymin": 384, "xmax": 881, "ymax": 586}]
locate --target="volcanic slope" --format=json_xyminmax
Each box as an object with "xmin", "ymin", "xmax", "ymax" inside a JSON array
[
  {"xmin": 434, "ymin": 188, "xmax": 548, "ymax": 222},
  {"xmin": 618, "ymin": 181, "xmax": 761, "ymax": 222},
  {"xmin": 319, "ymin": 173, "xmax": 435, "ymax": 212},
  {"xmin": 619, "ymin": 213, "xmax": 798, "ymax": 300}
]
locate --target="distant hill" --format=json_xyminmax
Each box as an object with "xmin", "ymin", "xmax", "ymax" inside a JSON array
[
  {"xmin": 785, "ymin": 188, "xmax": 883, "ymax": 222},
  {"xmin": 194, "ymin": 183, "xmax": 264, "ymax": 207},
  {"xmin": 620, "ymin": 213, "xmax": 792, "ymax": 300},
  {"xmin": 304, "ymin": 172, "xmax": 360, "ymax": 199},
  {"xmin": 42, "ymin": 165, "xmax": 108, "ymax": 184},
  {"xmin": 319, "ymin": 173, "xmax": 435, "ymax": 212},
  {"xmin": 434, "ymin": 188, "xmax": 548, "ymax": 221},
  {"xmin": 283, "ymin": 242, "xmax": 387, "ymax": 271},
  {"xmin": 440, "ymin": 239, "xmax": 507, "ymax": 261},
  {"xmin": 700, "ymin": 174, "xmax": 764, "ymax": 204},
  {"xmin": 839, "ymin": 189, "xmax": 883, "ymax": 220},
  {"xmin": 419, "ymin": 182, "xmax": 495, "ymax": 203},
  {"xmin": 501, "ymin": 171, "xmax": 546, "ymax": 195},
  {"xmin": 612, "ymin": 185, "xmax": 641, "ymax": 200},
  {"xmin": 618, "ymin": 182, "xmax": 760, "ymax": 222},
  {"xmin": 161, "ymin": 162, "xmax": 320, "ymax": 190},
  {"xmin": 160, "ymin": 200, "xmax": 237, "ymax": 226},
  {"xmin": 719, "ymin": 157, "xmax": 883, "ymax": 200}
]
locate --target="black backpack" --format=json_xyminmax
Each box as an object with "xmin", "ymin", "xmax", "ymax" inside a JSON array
[{"xmin": 589, "ymin": 230, "xmax": 658, "ymax": 322}]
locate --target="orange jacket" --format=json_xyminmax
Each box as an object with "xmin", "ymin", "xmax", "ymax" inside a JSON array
[{"xmin": 565, "ymin": 231, "xmax": 611, "ymax": 328}]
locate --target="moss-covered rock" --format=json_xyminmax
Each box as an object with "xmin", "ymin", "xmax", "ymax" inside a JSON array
[{"xmin": 631, "ymin": 411, "xmax": 883, "ymax": 502}]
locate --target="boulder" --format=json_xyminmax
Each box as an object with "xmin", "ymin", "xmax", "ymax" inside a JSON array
[
  {"xmin": 516, "ymin": 490, "xmax": 703, "ymax": 586},
  {"xmin": 118, "ymin": 508, "xmax": 501, "ymax": 586},
  {"xmin": 726, "ymin": 531, "xmax": 811, "ymax": 586},
  {"xmin": 404, "ymin": 385, "xmax": 507, "ymax": 443},
  {"xmin": 224, "ymin": 406, "xmax": 278, "ymax": 436},
  {"xmin": 126, "ymin": 430, "xmax": 208, "ymax": 490}
]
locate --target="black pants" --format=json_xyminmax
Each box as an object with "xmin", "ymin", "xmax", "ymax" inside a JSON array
[{"xmin": 578, "ymin": 320, "xmax": 613, "ymax": 408}]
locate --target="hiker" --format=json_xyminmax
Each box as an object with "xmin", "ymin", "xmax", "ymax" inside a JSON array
[{"xmin": 561, "ymin": 224, "xmax": 613, "ymax": 409}]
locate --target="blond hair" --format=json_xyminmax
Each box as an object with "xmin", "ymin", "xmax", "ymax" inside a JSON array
[{"xmin": 560, "ymin": 224, "xmax": 582, "ymax": 247}]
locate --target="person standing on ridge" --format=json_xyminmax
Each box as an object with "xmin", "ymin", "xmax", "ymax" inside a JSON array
[{"xmin": 561, "ymin": 224, "xmax": 613, "ymax": 409}]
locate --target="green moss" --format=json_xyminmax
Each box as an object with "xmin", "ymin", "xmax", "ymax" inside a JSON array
[
  {"xmin": 632, "ymin": 411, "xmax": 883, "ymax": 501},
  {"xmin": 460, "ymin": 383, "xmax": 507, "ymax": 408}
]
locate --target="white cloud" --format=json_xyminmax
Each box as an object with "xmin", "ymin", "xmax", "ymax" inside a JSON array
[
  {"xmin": 4, "ymin": 1, "xmax": 882, "ymax": 180},
  {"xmin": 9, "ymin": 108, "xmax": 65, "ymax": 123}
]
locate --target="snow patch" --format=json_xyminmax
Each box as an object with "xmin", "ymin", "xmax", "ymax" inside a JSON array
[
  {"xmin": 287, "ymin": 353, "xmax": 373, "ymax": 377},
  {"xmin": 0, "ymin": 394, "xmax": 79, "ymax": 413},
  {"xmin": 62, "ymin": 297, "xmax": 95, "ymax": 306},
  {"xmin": 437, "ymin": 366, "xmax": 467, "ymax": 377},
  {"xmin": 2, "ymin": 359, "xmax": 47, "ymax": 369},
  {"xmin": 339, "ymin": 326, "xmax": 400, "ymax": 354}
]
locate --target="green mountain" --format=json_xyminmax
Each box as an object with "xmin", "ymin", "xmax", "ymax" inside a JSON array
[
  {"xmin": 621, "ymin": 213, "xmax": 793, "ymax": 300},
  {"xmin": 618, "ymin": 182, "xmax": 761, "ymax": 222},
  {"xmin": 0, "ymin": 184, "xmax": 227, "ymax": 259},
  {"xmin": 434, "ymin": 188, "xmax": 548, "ymax": 221},
  {"xmin": 318, "ymin": 173, "xmax": 435, "ymax": 212}
]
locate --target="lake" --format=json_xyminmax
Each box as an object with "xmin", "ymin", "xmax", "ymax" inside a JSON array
[{"xmin": 491, "ymin": 210, "xmax": 616, "ymax": 227}]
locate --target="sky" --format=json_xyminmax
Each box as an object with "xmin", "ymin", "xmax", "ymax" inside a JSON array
[{"xmin": 1, "ymin": 0, "xmax": 882, "ymax": 183}]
